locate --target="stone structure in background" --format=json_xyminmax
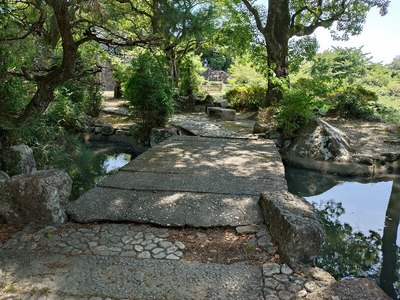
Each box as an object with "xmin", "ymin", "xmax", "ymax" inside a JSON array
[
  {"xmin": 259, "ymin": 191, "xmax": 325, "ymax": 264},
  {"xmin": 2, "ymin": 144, "xmax": 37, "ymax": 176},
  {"xmin": 202, "ymin": 68, "xmax": 232, "ymax": 83},
  {"xmin": 0, "ymin": 170, "xmax": 72, "ymax": 225}
]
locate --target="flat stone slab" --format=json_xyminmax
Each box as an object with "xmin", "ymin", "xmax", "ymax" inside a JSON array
[
  {"xmin": 0, "ymin": 250, "xmax": 264, "ymax": 300},
  {"xmin": 207, "ymin": 107, "xmax": 236, "ymax": 121},
  {"xmin": 68, "ymin": 188, "xmax": 262, "ymax": 226},
  {"xmin": 69, "ymin": 135, "xmax": 286, "ymax": 226}
]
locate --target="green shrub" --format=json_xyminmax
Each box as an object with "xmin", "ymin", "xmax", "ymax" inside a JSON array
[
  {"xmin": 332, "ymin": 85, "xmax": 378, "ymax": 118},
  {"xmin": 125, "ymin": 52, "xmax": 174, "ymax": 138},
  {"xmin": 275, "ymin": 88, "xmax": 316, "ymax": 136},
  {"xmin": 179, "ymin": 54, "xmax": 205, "ymax": 97},
  {"xmin": 225, "ymin": 85, "xmax": 266, "ymax": 111}
]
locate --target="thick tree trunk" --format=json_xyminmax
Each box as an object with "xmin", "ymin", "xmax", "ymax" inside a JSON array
[
  {"xmin": 0, "ymin": 1, "xmax": 78, "ymax": 132},
  {"xmin": 379, "ymin": 179, "xmax": 400, "ymax": 299},
  {"xmin": 264, "ymin": 0, "xmax": 291, "ymax": 106}
]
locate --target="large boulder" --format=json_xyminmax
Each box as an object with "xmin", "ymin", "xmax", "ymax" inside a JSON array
[
  {"xmin": 2, "ymin": 144, "xmax": 37, "ymax": 176},
  {"xmin": 259, "ymin": 191, "xmax": 325, "ymax": 264},
  {"xmin": 0, "ymin": 170, "xmax": 72, "ymax": 225},
  {"xmin": 286, "ymin": 118, "xmax": 351, "ymax": 162},
  {"xmin": 306, "ymin": 278, "xmax": 391, "ymax": 300}
]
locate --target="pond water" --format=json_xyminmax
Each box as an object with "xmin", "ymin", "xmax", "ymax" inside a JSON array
[
  {"xmin": 285, "ymin": 166, "xmax": 400, "ymax": 299},
  {"xmin": 103, "ymin": 153, "xmax": 131, "ymax": 173}
]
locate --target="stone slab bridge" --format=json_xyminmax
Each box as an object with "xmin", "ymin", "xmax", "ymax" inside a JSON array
[{"xmin": 68, "ymin": 135, "xmax": 287, "ymax": 228}]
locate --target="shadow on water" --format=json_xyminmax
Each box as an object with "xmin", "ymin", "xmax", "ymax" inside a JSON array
[{"xmin": 285, "ymin": 166, "xmax": 400, "ymax": 299}]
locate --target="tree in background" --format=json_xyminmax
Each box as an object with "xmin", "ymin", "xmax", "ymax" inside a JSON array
[
  {"xmin": 234, "ymin": 0, "xmax": 390, "ymax": 105},
  {"xmin": 124, "ymin": 51, "xmax": 174, "ymax": 139}
]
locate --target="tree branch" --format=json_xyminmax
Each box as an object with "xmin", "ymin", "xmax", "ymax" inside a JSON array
[{"xmin": 241, "ymin": 0, "xmax": 266, "ymax": 35}]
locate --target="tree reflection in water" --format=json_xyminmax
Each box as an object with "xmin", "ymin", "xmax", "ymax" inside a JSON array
[
  {"xmin": 380, "ymin": 179, "xmax": 400, "ymax": 299},
  {"xmin": 314, "ymin": 178, "xmax": 400, "ymax": 299}
]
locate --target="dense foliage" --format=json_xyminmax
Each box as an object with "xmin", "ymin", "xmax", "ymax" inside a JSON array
[
  {"xmin": 125, "ymin": 52, "xmax": 174, "ymax": 138},
  {"xmin": 225, "ymin": 86, "xmax": 267, "ymax": 111}
]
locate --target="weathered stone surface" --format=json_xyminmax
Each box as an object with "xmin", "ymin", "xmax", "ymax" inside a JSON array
[
  {"xmin": 149, "ymin": 127, "xmax": 178, "ymax": 148},
  {"xmin": 207, "ymin": 107, "xmax": 236, "ymax": 121},
  {"xmin": 0, "ymin": 170, "xmax": 72, "ymax": 225},
  {"xmin": 2, "ymin": 144, "xmax": 37, "ymax": 176},
  {"xmin": 259, "ymin": 191, "xmax": 325, "ymax": 263},
  {"xmin": 1, "ymin": 250, "xmax": 264, "ymax": 300},
  {"xmin": 67, "ymin": 187, "xmax": 262, "ymax": 227},
  {"xmin": 213, "ymin": 99, "xmax": 228, "ymax": 108},
  {"xmin": 69, "ymin": 135, "xmax": 285, "ymax": 226},
  {"xmin": 286, "ymin": 118, "xmax": 351, "ymax": 162},
  {"xmin": 0, "ymin": 170, "xmax": 9, "ymax": 183},
  {"xmin": 306, "ymin": 278, "xmax": 391, "ymax": 300}
]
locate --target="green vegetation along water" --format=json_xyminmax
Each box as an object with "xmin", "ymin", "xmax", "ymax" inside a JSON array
[{"xmin": 285, "ymin": 166, "xmax": 400, "ymax": 299}]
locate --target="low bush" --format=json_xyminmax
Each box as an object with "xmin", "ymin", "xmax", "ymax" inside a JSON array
[
  {"xmin": 275, "ymin": 88, "xmax": 316, "ymax": 137},
  {"xmin": 225, "ymin": 85, "xmax": 266, "ymax": 111}
]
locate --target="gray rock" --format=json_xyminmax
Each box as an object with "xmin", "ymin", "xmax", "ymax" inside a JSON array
[
  {"xmin": 281, "ymin": 264, "xmax": 293, "ymax": 275},
  {"xmin": 144, "ymin": 243, "xmax": 157, "ymax": 251},
  {"xmin": 2, "ymin": 144, "xmax": 37, "ymax": 176},
  {"xmin": 263, "ymin": 263, "xmax": 281, "ymax": 277},
  {"xmin": 285, "ymin": 118, "xmax": 351, "ymax": 162},
  {"xmin": 259, "ymin": 191, "xmax": 325, "ymax": 263},
  {"xmin": 134, "ymin": 232, "xmax": 144, "ymax": 239},
  {"xmin": 297, "ymin": 290, "xmax": 307, "ymax": 298},
  {"xmin": 264, "ymin": 278, "xmax": 279, "ymax": 289},
  {"xmin": 151, "ymin": 248, "xmax": 164, "ymax": 255},
  {"xmin": 153, "ymin": 252, "xmax": 167, "ymax": 259},
  {"xmin": 0, "ymin": 170, "xmax": 72, "ymax": 225},
  {"xmin": 150, "ymin": 127, "xmax": 178, "ymax": 148},
  {"xmin": 304, "ymin": 281, "xmax": 318, "ymax": 293},
  {"xmin": 175, "ymin": 241, "xmax": 185, "ymax": 250},
  {"xmin": 166, "ymin": 246, "xmax": 178, "ymax": 254},
  {"xmin": 236, "ymin": 225, "xmax": 260, "ymax": 234},
  {"xmin": 0, "ymin": 170, "xmax": 9, "ymax": 184},
  {"xmin": 159, "ymin": 241, "xmax": 173, "ymax": 248},
  {"xmin": 138, "ymin": 251, "xmax": 151, "ymax": 259},
  {"xmin": 166, "ymin": 254, "xmax": 180, "ymax": 260},
  {"xmin": 134, "ymin": 245, "xmax": 143, "ymax": 252},
  {"xmin": 207, "ymin": 107, "xmax": 236, "ymax": 121},
  {"xmin": 306, "ymin": 278, "xmax": 391, "ymax": 300},
  {"xmin": 122, "ymin": 236, "xmax": 133, "ymax": 244}
]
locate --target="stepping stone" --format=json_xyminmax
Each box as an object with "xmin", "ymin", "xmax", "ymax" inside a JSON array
[{"xmin": 207, "ymin": 107, "xmax": 236, "ymax": 121}]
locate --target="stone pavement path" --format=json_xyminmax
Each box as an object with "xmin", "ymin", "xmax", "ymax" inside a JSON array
[
  {"xmin": 67, "ymin": 135, "xmax": 287, "ymax": 227},
  {"xmin": 0, "ymin": 223, "xmax": 334, "ymax": 300}
]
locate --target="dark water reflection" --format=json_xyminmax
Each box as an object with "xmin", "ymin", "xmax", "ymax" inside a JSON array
[{"xmin": 286, "ymin": 167, "xmax": 400, "ymax": 299}]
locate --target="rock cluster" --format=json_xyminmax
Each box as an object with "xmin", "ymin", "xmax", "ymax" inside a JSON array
[
  {"xmin": 1, "ymin": 223, "xmax": 185, "ymax": 260},
  {"xmin": 262, "ymin": 263, "xmax": 335, "ymax": 299}
]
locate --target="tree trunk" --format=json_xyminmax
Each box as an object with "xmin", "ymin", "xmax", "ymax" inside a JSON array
[
  {"xmin": 165, "ymin": 45, "xmax": 180, "ymax": 86},
  {"xmin": 264, "ymin": 0, "xmax": 291, "ymax": 106},
  {"xmin": 0, "ymin": 1, "xmax": 78, "ymax": 131},
  {"xmin": 379, "ymin": 179, "xmax": 400, "ymax": 299}
]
